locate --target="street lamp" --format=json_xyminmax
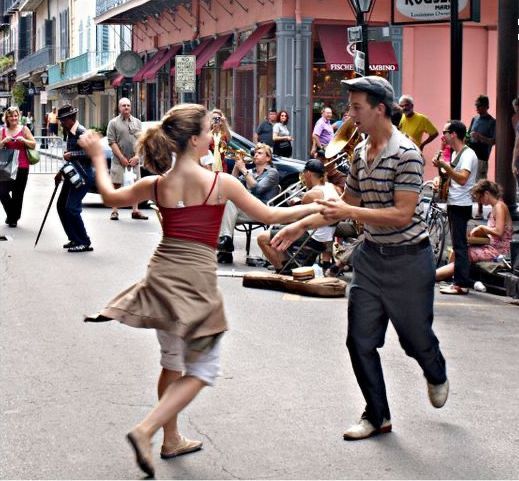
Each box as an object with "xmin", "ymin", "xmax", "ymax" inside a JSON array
[
  {"xmin": 40, "ymin": 72, "xmax": 48, "ymax": 86},
  {"xmin": 348, "ymin": 0, "xmax": 375, "ymax": 76}
]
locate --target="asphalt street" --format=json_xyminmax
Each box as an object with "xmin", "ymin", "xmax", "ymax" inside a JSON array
[{"xmin": 1, "ymin": 174, "xmax": 518, "ymax": 480}]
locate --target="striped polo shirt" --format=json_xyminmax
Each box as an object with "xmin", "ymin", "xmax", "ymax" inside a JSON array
[{"xmin": 345, "ymin": 126, "xmax": 428, "ymax": 245}]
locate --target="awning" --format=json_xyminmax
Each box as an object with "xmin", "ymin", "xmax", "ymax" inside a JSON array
[
  {"xmin": 316, "ymin": 25, "xmax": 398, "ymax": 72},
  {"xmin": 170, "ymin": 37, "xmax": 212, "ymax": 76},
  {"xmin": 194, "ymin": 34, "xmax": 231, "ymax": 74},
  {"xmin": 133, "ymin": 48, "xmax": 168, "ymax": 82},
  {"xmin": 111, "ymin": 74, "xmax": 124, "ymax": 87},
  {"xmin": 142, "ymin": 45, "xmax": 181, "ymax": 81},
  {"xmin": 222, "ymin": 23, "xmax": 274, "ymax": 70}
]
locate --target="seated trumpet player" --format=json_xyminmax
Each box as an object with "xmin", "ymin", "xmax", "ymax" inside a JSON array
[
  {"xmin": 217, "ymin": 143, "xmax": 280, "ymax": 264},
  {"xmin": 257, "ymin": 159, "xmax": 339, "ymax": 272}
]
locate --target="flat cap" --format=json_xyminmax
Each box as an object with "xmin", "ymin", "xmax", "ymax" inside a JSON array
[{"xmin": 341, "ymin": 76, "xmax": 395, "ymax": 109}]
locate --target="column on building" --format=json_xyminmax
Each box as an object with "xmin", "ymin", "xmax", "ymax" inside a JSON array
[{"xmin": 276, "ymin": 18, "xmax": 313, "ymax": 159}]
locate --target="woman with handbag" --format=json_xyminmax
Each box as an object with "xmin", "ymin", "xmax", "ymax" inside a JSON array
[
  {"xmin": 79, "ymin": 104, "xmax": 320, "ymax": 477},
  {"xmin": 272, "ymin": 110, "xmax": 293, "ymax": 157},
  {"xmin": 0, "ymin": 106, "xmax": 36, "ymax": 227}
]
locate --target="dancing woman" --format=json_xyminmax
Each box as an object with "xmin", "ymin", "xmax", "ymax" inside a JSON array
[{"xmin": 79, "ymin": 103, "xmax": 320, "ymax": 477}]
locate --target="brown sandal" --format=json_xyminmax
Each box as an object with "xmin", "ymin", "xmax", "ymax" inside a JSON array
[{"xmin": 132, "ymin": 211, "xmax": 148, "ymax": 220}]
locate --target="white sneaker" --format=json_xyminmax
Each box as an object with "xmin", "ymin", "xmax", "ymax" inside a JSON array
[
  {"xmin": 343, "ymin": 417, "xmax": 392, "ymax": 440},
  {"xmin": 473, "ymin": 281, "xmax": 487, "ymax": 292},
  {"xmin": 427, "ymin": 379, "xmax": 449, "ymax": 408}
]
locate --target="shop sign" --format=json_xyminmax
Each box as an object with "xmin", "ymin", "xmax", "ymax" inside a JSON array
[
  {"xmin": 392, "ymin": 0, "xmax": 480, "ymax": 25},
  {"xmin": 91, "ymin": 80, "xmax": 105, "ymax": 92},
  {"xmin": 78, "ymin": 82, "xmax": 92, "ymax": 95},
  {"xmin": 175, "ymin": 55, "xmax": 196, "ymax": 93}
]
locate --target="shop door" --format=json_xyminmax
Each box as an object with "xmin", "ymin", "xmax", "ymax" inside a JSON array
[
  {"xmin": 234, "ymin": 70, "xmax": 254, "ymax": 140},
  {"xmin": 146, "ymin": 83, "xmax": 157, "ymax": 121}
]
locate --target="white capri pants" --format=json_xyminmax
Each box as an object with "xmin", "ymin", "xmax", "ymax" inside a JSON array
[{"xmin": 156, "ymin": 330, "xmax": 221, "ymax": 386}]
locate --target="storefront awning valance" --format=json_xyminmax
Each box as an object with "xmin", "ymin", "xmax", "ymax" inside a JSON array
[
  {"xmin": 142, "ymin": 45, "xmax": 181, "ymax": 81},
  {"xmin": 170, "ymin": 38, "xmax": 213, "ymax": 76},
  {"xmin": 133, "ymin": 48, "xmax": 168, "ymax": 82},
  {"xmin": 195, "ymin": 34, "xmax": 232, "ymax": 74},
  {"xmin": 317, "ymin": 25, "xmax": 399, "ymax": 72},
  {"xmin": 112, "ymin": 74, "xmax": 125, "ymax": 87},
  {"xmin": 222, "ymin": 23, "xmax": 274, "ymax": 70}
]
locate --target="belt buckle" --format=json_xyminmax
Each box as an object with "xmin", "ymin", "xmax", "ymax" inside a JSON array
[{"xmin": 379, "ymin": 244, "xmax": 390, "ymax": 255}]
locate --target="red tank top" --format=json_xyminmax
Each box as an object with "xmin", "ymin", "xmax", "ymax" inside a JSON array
[{"xmin": 155, "ymin": 172, "xmax": 226, "ymax": 249}]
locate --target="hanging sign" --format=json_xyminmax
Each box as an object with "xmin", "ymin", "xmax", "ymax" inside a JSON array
[
  {"xmin": 175, "ymin": 55, "xmax": 196, "ymax": 93},
  {"xmin": 391, "ymin": 0, "xmax": 480, "ymax": 25}
]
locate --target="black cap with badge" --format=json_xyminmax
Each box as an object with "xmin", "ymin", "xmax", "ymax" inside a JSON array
[{"xmin": 341, "ymin": 76, "xmax": 395, "ymax": 110}]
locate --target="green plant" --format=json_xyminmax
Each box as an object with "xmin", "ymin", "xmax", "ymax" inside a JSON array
[
  {"xmin": 12, "ymin": 83, "xmax": 27, "ymax": 106},
  {"xmin": 89, "ymin": 125, "xmax": 107, "ymax": 136},
  {"xmin": 0, "ymin": 55, "xmax": 13, "ymax": 71}
]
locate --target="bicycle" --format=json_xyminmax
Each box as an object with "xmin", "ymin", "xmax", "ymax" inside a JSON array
[{"xmin": 421, "ymin": 181, "xmax": 449, "ymax": 267}]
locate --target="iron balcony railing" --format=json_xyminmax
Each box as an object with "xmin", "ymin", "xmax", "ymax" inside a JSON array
[
  {"xmin": 3, "ymin": 0, "xmax": 21, "ymax": 16},
  {"xmin": 16, "ymin": 46, "xmax": 55, "ymax": 78},
  {"xmin": 47, "ymin": 50, "xmax": 118, "ymax": 87},
  {"xmin": 96, "ymin": 0, "xmax": 129, "ymax": 17}
]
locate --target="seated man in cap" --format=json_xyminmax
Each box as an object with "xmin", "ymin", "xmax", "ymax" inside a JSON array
[
  {"xmin": 257, "ymin": 159, "xmax": 339, "ymax": 272},
  {"xmin": 54, "ymin": 104, "xmax": 94, "ymax": 252}
]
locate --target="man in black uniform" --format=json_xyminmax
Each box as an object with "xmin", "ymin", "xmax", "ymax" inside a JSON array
[{"xmin": 55, "ymin": 104, "xmax": 94, "ymax": 252}]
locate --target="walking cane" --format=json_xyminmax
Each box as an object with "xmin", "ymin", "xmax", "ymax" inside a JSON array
[{"xmin": 34, "ymin": 181, "xmax": 60, "ymax": 248}]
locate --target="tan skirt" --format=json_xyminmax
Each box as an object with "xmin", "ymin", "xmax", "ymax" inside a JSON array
[{"xmin": 99, "ymin": 237, "xmax": 228, "ymax": 342}]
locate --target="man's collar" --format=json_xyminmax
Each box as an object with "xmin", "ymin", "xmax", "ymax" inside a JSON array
[{"xmin": 69, "ymin": 120, "xmax": 80, "ymax": 135}]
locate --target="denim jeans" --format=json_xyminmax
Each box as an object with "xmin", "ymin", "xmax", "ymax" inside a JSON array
[
  {"xmin": 57, "ymin": 165, "xmax": 93, "ymax": 246},
  {"xmin": 347, "ymin": 240, "xmax": 447, "ymax": 428},
  {"xmin": 447, "ymin": 204, "xmax": 473, "ymax": 288}
]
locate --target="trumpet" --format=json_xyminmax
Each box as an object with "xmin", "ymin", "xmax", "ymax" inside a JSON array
[{"xmin": 225, "ymin": 146, "xmax": 253, "ymax": 163}]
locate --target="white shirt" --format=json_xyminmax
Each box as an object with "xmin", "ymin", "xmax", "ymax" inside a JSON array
[
  {"xmin": 310, "ymin": 182, "xmax": 339, "ymax": 242},
  {"xmin": 448, "ymin": 147, "xmax": 478, "ymax": 206}
]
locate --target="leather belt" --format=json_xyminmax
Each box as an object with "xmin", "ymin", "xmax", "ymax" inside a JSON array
[{"xmin": 364, "ymin": 238, "xmax": 430, "ymax": 256}]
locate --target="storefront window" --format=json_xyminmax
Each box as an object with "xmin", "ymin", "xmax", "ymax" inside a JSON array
[{"xmin": 312, "ymin": 41, "xmax": 354, "ymax": 126}]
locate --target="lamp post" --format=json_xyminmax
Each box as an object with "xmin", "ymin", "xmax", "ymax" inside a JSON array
[
  {"xmin": 348, "ymin": 0, "xmax": 375, "ymax": 76},
  {"xmin": 40, "ymin": 71, "xmax": 48, "ymax": 86}
]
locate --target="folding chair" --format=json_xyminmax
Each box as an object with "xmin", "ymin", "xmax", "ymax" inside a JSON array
[{"xmin": 278, "ymin": 229, "xmax": 326, "ymax": 275}]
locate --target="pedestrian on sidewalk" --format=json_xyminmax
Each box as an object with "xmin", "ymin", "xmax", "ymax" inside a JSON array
[
  {"xmin": 272, "ymin": 76, "xmax": 449, "ymax": 441},
  {"xmin": 78, "ymin": 103, "xmax": 320, "ymax": 478},
  {"xmin": 433, "ymin": 120, "xmax": 478, "ymax": 295},
  {"xmin": 54, "ymin": 104, "xmax": 94, "ymax": 253},
  {"xmin": 0, "ymin": 106, "xmax": 37, "ymax": 227},
  {"xmin": 466, "ymin": 95, "xmax": 496, "ymax": 219},
  {"xmin": 106, "ymin": 97, "xmax": 148, "ymax": 220}
]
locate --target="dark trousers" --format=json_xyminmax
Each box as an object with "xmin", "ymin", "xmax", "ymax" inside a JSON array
[
  {"xmin": 57, "ymin": 167, "xmax": 93, "ymax": 246},
  {"xmin": 447, "ymin": 205, "xmax": 473, "ymax": 288},
  {"xmin": 0, "ymin": 167, "xmax": 29, "ymax": 223},
  {"xmin": 347, "ymin": 241, "xmax": 447, "ymax": 428}
]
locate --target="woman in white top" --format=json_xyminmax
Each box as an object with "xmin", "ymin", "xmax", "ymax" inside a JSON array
[{"xmin": 272, "ymin": 110, "xmax": 293, "ymax": 157}]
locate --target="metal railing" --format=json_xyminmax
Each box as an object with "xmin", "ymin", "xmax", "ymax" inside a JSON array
[
  {"xmin": 16, "ymin": 46, "xmax": 55, "ymax": 78},
  {"xmin": 47, "ymin": 51, "xmax": 118, "ymax": 87},
  {"xmin": 29, "ymin": 136, "xmax": 65, "ymax": 174},
  {"xmin": 96, "ymin": 0, "xmax": 130, "ymax": 17}
]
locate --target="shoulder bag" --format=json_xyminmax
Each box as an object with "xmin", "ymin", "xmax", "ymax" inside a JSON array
[
  {"xmin": 26, "ymin": 148, "xmax": 40, "ymax": 165},
  {"xmin": 0, "ymin": 149, "xmax": 19, "ymax": 181}
]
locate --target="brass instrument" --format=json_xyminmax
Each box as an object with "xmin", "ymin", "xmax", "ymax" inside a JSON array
[
  {"xmin": 225, "ymin": 146, "xmax": 253, "ymax": 163},
  {"xmin": 325, "ymin": 117, "xmax": 361, "ymax": 162},
  {"xmin": 321, "ymin": 118, "xmax": 362, "ymax": 191}
]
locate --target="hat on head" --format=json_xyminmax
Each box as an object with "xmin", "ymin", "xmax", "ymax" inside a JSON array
[
  {"xmin": 57, "ymin": 104, "xmax": 79, "ymax": 120},
  {"xmin": 304, "ymin": 159, "xmax": 325, "ymax": 175},
  {"xmin": 341, "ymin": 76, "xmax": 395, "ymax": 109}
]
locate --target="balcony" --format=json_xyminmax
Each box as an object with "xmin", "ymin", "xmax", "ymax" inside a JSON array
[
  {"xmin": 18, "ymin": 0, "xmax": 45, "ymax": 12},
  {"xmin": 95, "ymin": 0, "xmax": 171, "ymax": 25},
  {"xmin": 47, "ymin": 50, "xmax": 118, "ymax": 89},
  {"xmin": 16, "ymin": 46, "xmax": 54, "ymax": 79},
  {"xmin": 3, "ymin": 0, "xmax": 21, "ymax": 16}
]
